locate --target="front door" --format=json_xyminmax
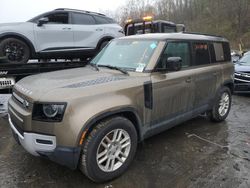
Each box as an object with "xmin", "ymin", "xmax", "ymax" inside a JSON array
[
  {"xmin": 34, "ymin": 12, "xmax": 74, "ymax": 52},
  {"xmin": 150, "ymin": 41, "xmax": 195, "ymax": 127}
]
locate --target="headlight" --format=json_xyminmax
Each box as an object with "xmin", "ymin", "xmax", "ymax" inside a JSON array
[{"xmin": 33, "ymin": 103, "xmax": 67, "ymax": 122}]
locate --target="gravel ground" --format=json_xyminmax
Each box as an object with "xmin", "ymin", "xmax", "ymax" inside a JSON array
[
  {"xmin": 0, "ymin": 94, "xmax": 10, "ymax": 114},
  {"xmin": 0, "ymin": 94, "xmax": 250, "ymax": 188}
]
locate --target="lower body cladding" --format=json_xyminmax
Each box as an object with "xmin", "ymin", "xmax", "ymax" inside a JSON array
[{"xmin": 9, "ymin": 116, "xmax": 81, "ymax": 170}]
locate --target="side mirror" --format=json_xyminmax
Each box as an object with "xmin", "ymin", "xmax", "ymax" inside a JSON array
[
  {"xmin": 166, "ymin": 57, "xmax": 182, "ymax": 71},
  {"xmin": 37, "ymin": 17, "xmax": 49, "ymax": 27}
]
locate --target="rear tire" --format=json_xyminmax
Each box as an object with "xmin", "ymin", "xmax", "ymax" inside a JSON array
[
  {"xmin": 0, "ymin": 38, "xmax": 30, "ymax": 63},
  {"xmin": 79, "ymin": 116, "xmax": 138, "ymax": 182},
  {"xmin": 208, "ymin": 87, "xmax": 232, "ymax": 122}
]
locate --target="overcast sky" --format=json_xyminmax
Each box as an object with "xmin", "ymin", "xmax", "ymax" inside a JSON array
[{"xmin": 0, "ymin": 0, "xmax": 126, "ymax": 23}]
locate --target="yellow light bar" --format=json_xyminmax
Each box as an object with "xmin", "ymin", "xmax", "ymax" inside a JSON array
[
  {"xmin": 143, "ymin": 16, "xmax": 153, "ymax": 21},
  {"xmin": 126, "ymin": 19, "xmax": 133, "ymax": 24}
]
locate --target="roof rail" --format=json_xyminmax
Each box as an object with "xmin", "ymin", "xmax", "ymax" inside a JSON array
[
  {"xmin": 55, "ymin": 8, "xmax": 106, "ymax": 16},
  {"xmin": 183, "ymin": 31, "xmax": 222, "ymax": 38}
]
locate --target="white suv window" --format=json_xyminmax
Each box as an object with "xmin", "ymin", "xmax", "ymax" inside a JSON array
[
  {"xmin": 72, "ymin": 13, "xmax": 96, "ymax": 25},
  {"xmin": 44, "ymin": 13, "xmax": 69, "ymax": 24},
  {"xmin": 94, "ymin": 16, "xmax": 115, "ymax": 24}
]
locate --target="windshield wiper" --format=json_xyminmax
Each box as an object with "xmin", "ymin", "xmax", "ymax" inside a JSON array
[
  {"xmin": 87, "ymin": 62, "xmax": 99, "ymax": 71},
  {"xmin": 97, "ymin": 65, "xmax": 129, "ymax": 75}
]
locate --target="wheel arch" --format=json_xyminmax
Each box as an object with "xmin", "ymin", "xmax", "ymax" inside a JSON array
[
  {"xmin": 0, "ymin": 32, "xmax": 36, "ymax": 57},
  {"xmin": 96, "ymin": 36, "xmax": 114, "ymax": 50},
  {"xmin": 77, "ymin": 107, "xmax": 143, "ymax": 147},
  {"xmin": 223, "ymin": 80, "xmax": 234, "ymax": 94}
]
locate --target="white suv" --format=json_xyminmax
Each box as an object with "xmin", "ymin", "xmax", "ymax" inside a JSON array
[{"xmin": 0, "ymin": 8, "xmax": 124, "ymax": 63}]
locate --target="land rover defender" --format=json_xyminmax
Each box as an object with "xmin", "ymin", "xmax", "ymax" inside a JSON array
[{"xmin": 8, "ymin": 33, "xmax": 234, "ymax": 182}]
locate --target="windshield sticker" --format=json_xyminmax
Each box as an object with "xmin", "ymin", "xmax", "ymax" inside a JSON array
[
  {"xmin": 136, "ymin": 63, "xmax": 146, "ymax": 72},
  {"xmin": 150, "ymin": 43, "xmax": 157, "ymax": 49}
]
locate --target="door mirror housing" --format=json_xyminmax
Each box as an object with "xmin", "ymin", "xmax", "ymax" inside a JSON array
[
  {"xmin": 37, "ymin": 17, "xmax": 49, "ymax": 27},
  {"xmin": 165, "ymin": 57, "xmax": 182, "ymax": 71}
]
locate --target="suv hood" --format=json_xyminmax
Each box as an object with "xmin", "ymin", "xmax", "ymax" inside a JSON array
[
  {"xmin": 14, "ymin": 67, "xmax": 130, "ymax": 101},
  {"xmin": 235, "ymin": 63, "xmax": 250, "ymax": 73}
]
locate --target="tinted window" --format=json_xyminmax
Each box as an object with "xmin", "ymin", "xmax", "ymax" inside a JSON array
[
  {"xmin": 94, "ymin": 16, "xmax": 115, "ymax": 24},
  {"xmin": 209, "ymin": 43, "xmax": 216, "ymax": 63},
  {"xmin": 45, "ymin": 13, "xmax": 69, "ymax": 24},
  {"xmin": 193, "ymin": 42, "xmax": 210, "ymax": 65},
  {"xmin": 72, "ymin": 13, "xmax": 95, "ymax": 25},
  {"xmin": 162, "ymin": 24, "xmax": 176, "ymax": 33},
  {"xmin": 157, "ymin": 42, "xmax": 191, "ymax": 69},
  {"xmin": 222, "ymin": 42, "xmax": 231, "ymax": 61},
  {"xmin": 127, "ymin": 23, "xmax": 153, "ymax": 35}
]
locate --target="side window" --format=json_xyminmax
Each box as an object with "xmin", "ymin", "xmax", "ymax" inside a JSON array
[
  {"xmin": 94, "ymin": 16, "xmax": 112, "ymax": 24},
  {"xmin": 193, "ymin": 42, "xmax": 210, "ymax": 65},
  {"xmin": 162, "ymin": 24, "xmax": 176, "ymax": 33},
  {"xmin": 72, "ymin": 13, "xmax": 96, "ymax": 25},
  {"xmin": 209, "ymin": 42, "xmax": 231, "ymax": 63},
  {"xmin": 157, "ymin": 42, "xmax": 191, "ymax": 69},
  {"xmin": 213, "ymin": 43, "xmax": 224, "ymax": 61},
  {"xmin": 222, "ymin": 42, "xmax": 231, "ymax": 61},
  {"xmin": 45, "ymin": 13, "xmax": 69, "ymax": 24}
]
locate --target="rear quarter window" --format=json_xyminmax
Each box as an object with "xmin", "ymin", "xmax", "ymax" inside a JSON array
[
  {"xmin": 72, "ymin": 13, "xmax": 96, "ymax": 25},
  {"xmin": 94, "ymin": 16, "xmax": 115, "ymax": 24},
  {"xmin": 209, "ymin": 42, "xmax": 231, "ymax": 63}
]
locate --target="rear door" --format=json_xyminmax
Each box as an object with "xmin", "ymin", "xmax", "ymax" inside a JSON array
[
  {"xmin": 192, "ymin": 42, "xmax": 222, "ymax": 109},
  {"xmin": 34, "ymin": 12, "xmax": 74, "ymax": 52},
  {"xmin": 71, "ymin": 13, "xmax": 104, "ymax": 49}
]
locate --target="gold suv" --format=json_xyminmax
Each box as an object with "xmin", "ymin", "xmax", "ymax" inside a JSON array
[{"xmin": 8, "ymin": 33, "xmax": 234, "ymax": 182}]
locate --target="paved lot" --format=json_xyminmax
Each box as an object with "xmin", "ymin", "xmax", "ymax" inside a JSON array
[{"xmin": 0, "ymin": 94, "xmax": 250, "ymax": 188}]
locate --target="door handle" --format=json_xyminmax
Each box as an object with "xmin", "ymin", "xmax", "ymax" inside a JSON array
[
  {"xmin": 213, "ymin": 72, "xmax": 218, "ymax": 76},
  {"xmin": 62, "ymin": 27, "xmax": 71, "ymax": 30},
  {"xmin": 186, "ymin": 77, "xmax": 192, "ymax": 83},
  {"xmin": 96, "ymin": 28, "xmax": 103, "ymax": 31}
]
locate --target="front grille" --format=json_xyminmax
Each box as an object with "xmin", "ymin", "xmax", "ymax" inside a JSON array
[
  {"xmin": 12, "ymin": 92, "xmax": 30, "ymax": 109},
  {"xmin": 235, "ymin": 72, "xmax": 250, "ymax": 82},
  {"xmin": 13, "ymin": 92, "xmax": 25, "ymax": 106},
  {"xmin": 0, "ymin": 78, "xmax": 14, "ymax": 88}
]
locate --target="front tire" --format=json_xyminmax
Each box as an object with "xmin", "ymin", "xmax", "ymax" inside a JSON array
[
  {"xmin": 0, "ymin": 38, "xmax": 30, "ymax": 63},
  {"xmin": 209, "ymin": 86, "xmax": 232, "ymax": 122},
  {"xmin": 79, "ymin": 116, "xmax": 138, "ymax": 182}
]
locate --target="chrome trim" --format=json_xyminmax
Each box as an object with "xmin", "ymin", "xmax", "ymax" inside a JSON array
[
  {"xmin": 235, "ymin": 78, "xmax": 250, "ymax": 83},
  {"xmin": 40, "ymin": 48, "xmax": 94, "ymax": 53},
  {"xmin": 13, "ymin": 92, "xmax": 24, "ymax": 104},
  {"xmin": 12, "ymin": 92, "xmax": 29, "ymax": 108},
  {"xmin": 9, "ymin": 115, "xmax": 24, "ymax": 139}
]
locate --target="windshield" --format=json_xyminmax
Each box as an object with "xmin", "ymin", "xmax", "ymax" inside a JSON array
[
  {"xmin": 91, "ymin": 40, "xmax": 159, "ymax": 72},
  {"xmin": 238, "ymin": 55, "xmax": 250, "ymax": 66}
]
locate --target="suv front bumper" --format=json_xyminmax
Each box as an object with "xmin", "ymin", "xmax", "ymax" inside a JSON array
[{"xmin": 9, "ymin": 116, "xmax": 81, "ymax": 169}]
